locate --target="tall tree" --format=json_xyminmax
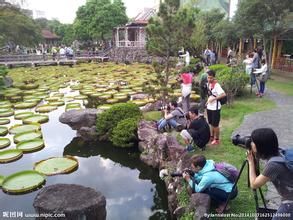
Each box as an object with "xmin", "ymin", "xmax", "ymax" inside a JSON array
[
  {"xmin": 0, "ymin": 4, "xmax": 41, "ymax": 47},
  {"xmin": 74, "ymin": 0, "xmax": 128, "ymax": 43}
]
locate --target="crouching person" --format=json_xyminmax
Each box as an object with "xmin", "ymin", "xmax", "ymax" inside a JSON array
[
  {"xmin": 157, "ymin": 101, "xmax": 187, "ymax": 132},
  {"xmin": 180, "ymin": 107, "xmax": 210, "ymax": 152},
  {"xmin": 183, "ymin": 155, "xmax": 238, "ymax": 213}
]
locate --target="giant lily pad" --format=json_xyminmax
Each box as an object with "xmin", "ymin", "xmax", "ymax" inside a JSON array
[
  {"xmin": 1, "ymin": 170, "xmax": 45, "ymax": 193},
  {"xmin": 0, "ymin": 138, "xmax": 11, "ymax": 149},
  {"xmin": 0, "ymin": 126, "xmax": 8, "ymax": 136},
  {"xmin": 0, "ymin": 118, "xmax": 10, "ymax": 125},
  {"xmin": 13, "ymin": 131, "xmax": 42, "ymax": 143},
  {"xmin": 0, "ymin": 175, "xmax": 4, "ymax": 187},
  {"xmin": 14, "ymin": 112, "xmax": 34, "ymax": 120},
  {"xmin": 16, "ymin": 139, "xmax": 44, "ymax": 152},
  {"xmin": 35, "ymin": 105, "xmax": 57, "ymax": 113},
  {"xmin": 14, "ymin": 102, "xmax": 38, "ymax": 109},
  {"xmin": 23, "ymin": 115, "xmax": 49, "ymax": 124},
  {"xmin": 34, "ymin": 156, "xmax": 79, "ymax": 176},
  {"xmin": 0, "ymin": 149, "xmax": 23, "ymax": 163},
  {"xmin": 9, "ymin": 124, "xmax": 40, "ymax": 134},
  {"xmin": 0, "ymin": 110, "xmax": 14, "ymax": 117}
]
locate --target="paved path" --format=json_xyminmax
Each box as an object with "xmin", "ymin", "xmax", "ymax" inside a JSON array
[{"xmin": 233, "ymin": 89, "xmax": 293, "ymax": 209}]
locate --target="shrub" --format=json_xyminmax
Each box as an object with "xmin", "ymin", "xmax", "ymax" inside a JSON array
[
  {"xmin": 0, "ymin": 66, "xmax": 8, "ymax": 88},
  {"xmin": 96, "ymin": 103, "xmax": 142, "ymax": 136},
  {"xmin": 110, "ymin": 117, "xmax": 140, "ymax": 147},
  {"xmin": 208, "ymin": 64, "xmax": 230, "ymax": 72}
]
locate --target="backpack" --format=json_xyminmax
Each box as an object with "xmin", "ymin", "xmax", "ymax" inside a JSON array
[
  {"xmin": 214, "ymin": 162, "xmax": 239, "ymax": 183},
  {"xmin": 207, "ymin": 81, "xmax": 227, "ymax": 106},
  {"xmin": 268, "ymin": 148, "xmax": 293, "ymax": 171}
]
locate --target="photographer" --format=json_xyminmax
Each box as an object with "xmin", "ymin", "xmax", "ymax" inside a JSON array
[
  {"xmin": 180, "ymin": 106, "xmax": 210, "ymax": 152},
  {"xmin": 157, "ymin": 101, "xmax": 186, "ymax": 132},
  {"xmin": 247, "ymin": 128, "xmax": 293, "ymax": 219},
  {"xmin": 183, "ymin": 155, "xmax": 237, "ymax": 213}
]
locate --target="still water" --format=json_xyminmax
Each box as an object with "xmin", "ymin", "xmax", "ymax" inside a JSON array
[{"xmin": 0, "ymin": 105, "xmax": 170, "ymax": 220}]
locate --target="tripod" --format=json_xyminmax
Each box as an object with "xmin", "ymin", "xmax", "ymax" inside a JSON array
[{"xmin": 222, "ymin": 159, "xmax": 276, "ymax": 218}]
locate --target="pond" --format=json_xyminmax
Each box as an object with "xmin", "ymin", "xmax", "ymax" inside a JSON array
[{"xmin": 0, "ymin": 64, "xmax": 171, "ymax": 220}]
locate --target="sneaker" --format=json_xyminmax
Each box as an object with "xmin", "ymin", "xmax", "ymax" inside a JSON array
[
  {"xmin": 211, "ymin": 139, "xmax": 220, "ymax": 145},
  {"xmin": 185, "ymin": 144, "xmax": 195, "ymax": 152},
  {"xmin": 210, "ymin": 136, "xmax": 214, "ymax": 142}
]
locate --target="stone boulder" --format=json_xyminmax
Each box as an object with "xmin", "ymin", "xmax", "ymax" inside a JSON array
[
  {"xmin": 33, "ymin": 184, "xmax": 106, "ymax": 220},
  {"xmin": 59, "ymin": 109, "xmax": 102, "ymax": 140},
  {"xmin": 190, "ymin": 193, "xmax": 211, "ymax": 220}
]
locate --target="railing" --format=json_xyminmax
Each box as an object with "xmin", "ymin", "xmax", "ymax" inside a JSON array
[
  {"xmin": 274, "ymin": 57, "xmax": 293, "ymax": 72},
  {"xmin": 116, "ymin": 41, "xmax": 146, "ymax": 48}
]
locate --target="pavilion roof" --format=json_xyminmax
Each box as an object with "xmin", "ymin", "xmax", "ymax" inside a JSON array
[
  {"xmin": 126, "ymin": 8, "xmax": 156, "ymax": 26},
  {"xmin": 41, "ymin": 29, "xmax": 60, "ymax": 39}
]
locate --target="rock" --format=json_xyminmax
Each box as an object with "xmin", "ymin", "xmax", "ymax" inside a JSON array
[
  {"xmin": 77, "ymin": 126, "xmax": 98, "ymax": 141},
  {"xmin": 59, "ymin": 109, "xmax": 101, "ymax": 130},
  {"xmin": 131, "ymin": 93, "xmax": 149, "ymax": 100},
  {"xmin": 3, "ymin": 76, "xmax": 13, "ymax": 87},
  {"xmin": 190, "ymin": 193, "xmax": 211, "ymax": 220},
  {"xmin": 166, "ymin": 135, "xmax": 185, "ymax": 162},
  {"xmin": 33, "ymin": 184, "xmax": 106, "ymax": 220}
]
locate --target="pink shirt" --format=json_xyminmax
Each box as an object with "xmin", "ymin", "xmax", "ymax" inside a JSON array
[{"xmin": 181, "ymin": 73, "xmax": 192, "ymax": 84}]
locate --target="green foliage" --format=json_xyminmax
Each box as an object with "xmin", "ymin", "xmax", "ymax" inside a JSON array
[
  {"xmin": 208, "ymin": 64, "xmax": 229, "ymax": 72},
  {"xmin": 96, "ymin": 103, "xmax": 142, "ymax": 136},
  {"xmin": 0, "ymin": 5, "xmax": 41, "ymax": 47},
  {"xmin": 74, "ymin": 0, "xmax": 128, "ymax": 41},
  {"xmin": 0, "ymin": 66, "xmax": 8, "ymax": 88},
  {"xmin": 110, "ymin": 117, "xmax": 139, "ymax": 147}
]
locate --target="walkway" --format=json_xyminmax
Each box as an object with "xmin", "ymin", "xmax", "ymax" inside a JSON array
[{"xmin": 232, "ymin": 89, "xmax": 293, "ymax": 209}]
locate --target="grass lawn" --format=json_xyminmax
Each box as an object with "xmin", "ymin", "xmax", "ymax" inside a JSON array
[
  {"xmin": 267, "ymin": 70, "xmax": 293, "ymax": 96},
  {"xmin": 143, "ymin": 91, "xmax": 276, "ymax": 219}
]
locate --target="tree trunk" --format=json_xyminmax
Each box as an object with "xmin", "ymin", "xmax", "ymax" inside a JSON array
[
  {"xmin": 271, "ymin": 36, "xmax": 278, "ymax": 69},
  {"xmin": 268, "ymin": 38, "xmax": 273, "ymax": 77},
  {"xmin": 238, "ymin": 38, "xmax": 243, "ymax": 59}
]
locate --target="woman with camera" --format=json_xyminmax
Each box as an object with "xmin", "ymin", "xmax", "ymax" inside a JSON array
[{"xmin": 247, "ymin": 128, "xmax": 293, "ymax": 219}]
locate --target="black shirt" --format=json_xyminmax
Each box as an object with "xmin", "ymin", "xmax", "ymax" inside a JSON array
[{"xmin": 188, "ymin": 116, "xmax": 210, "ymax": 148}]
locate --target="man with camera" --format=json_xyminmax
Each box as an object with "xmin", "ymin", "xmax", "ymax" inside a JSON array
[
  {"xmin": 245, "ymin": 128, "xmax": 293, "ymax": 219},
  {"xmin": 157, "ymin": 101, "xmax": 187, "ymax": 132},
  {"xmin": 206, "ymin": 70, "xmax": 226, "ymax": 145},
  {"xmin": 183, "ymin": 155, "xmax": 237, "ymax": 213},
  {"xmin": 180, "ymin": 106, "xmax": 210, "ymax": 152}
]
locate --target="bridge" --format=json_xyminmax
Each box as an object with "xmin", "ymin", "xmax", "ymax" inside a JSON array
[{"xmin": 0, "ymin": 51, "xmax": 110, "ymax": 68}]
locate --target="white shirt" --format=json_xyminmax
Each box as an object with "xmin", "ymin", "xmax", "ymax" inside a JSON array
[
  {"xmin": 254, "ymin": 64, "xmax": 267, "ymax": 75},
  {"xmin": 207, "ymin": 82, "xmax": 225, "ymax": 110}
]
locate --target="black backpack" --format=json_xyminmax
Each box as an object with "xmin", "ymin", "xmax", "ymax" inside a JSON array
[{"xmin": 207, "ymin": 81, "xmax": 227, "ymax": 107}]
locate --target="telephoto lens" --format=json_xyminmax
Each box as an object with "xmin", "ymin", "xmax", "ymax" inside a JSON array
[{"xmin": 231, "ymin": 134, "xmax": 252, "ymax": 149}]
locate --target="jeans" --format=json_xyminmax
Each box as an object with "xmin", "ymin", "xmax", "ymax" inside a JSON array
[
  {"xmin": 182, "ymin": 94, "xmax": 190, "ymax": 113},
  {"xmin": 259, "ymin": 81, "xmax": 265, "ymax": 94},
  {"xmin": 250, "ymin": 72, "xmax": 256, "ymax": 86},
  {"xmin": 157, "ymin": 118, "xmax": 179, "ymax": 130},
  {"xmin": 273, "ymin": 202, "xmax": 293, "ymax": 220},
  {"xmin": 202, "ymin": 187, "xmax": 238, "ymax": 204}
]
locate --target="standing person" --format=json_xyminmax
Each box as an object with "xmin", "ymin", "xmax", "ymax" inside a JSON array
[
  {"xmin": 247, "ymin": 128, "xmax": 293, "ymax": 219},
  {"xmin": 179, "ymin": 67, "xmax": 193, "ymax": 113},
  {"xmin": 180, "ymin": 50, "xmax": 190, "ymax": 66},
  {"xmin": 243, "ymin": 53, "xmax": 253, "ymax": 75},
  {"xmin": 251, "ymin": 49, "xmax": 260, "ymax": 86},
  {"xmin": 180, "ymin": 107, "xmax": 210, "ymax": 151},
  {"xmin": 227, "ymin": 47, "xmax": 234, "ymax": 64},
  {"xmin": 198, "ymin": 66, "xmax": 209, "ymax": 115},
  {"xmin": 253, "ymin": 59, "xmax": 268, "ymax": 97},
  {"xmin": 206, "ymin": 70, "xmax": 226, "ymax": 145},
  {"xmin": 204, "ymin": 48, "xmax": 211, "ymax": 65}
]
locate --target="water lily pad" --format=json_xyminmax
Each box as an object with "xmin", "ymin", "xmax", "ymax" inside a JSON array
[
  {"xmin": 34, "ymin": 156, "xmax": 79, "ymax": 176},
  {"xmin": 0, "ymin": 149, "xmax": 23, "ymax": 163},
  {"xmin": 74, "ymin": 95, "xmax": 88, "ymax": 100},
  {"xmin": 35, "ymin": 105, "xmax": 57, "ymax": 113},
  {"xmin": 97, "ymin": 104, "xmax": 112, "ymax": 111},
  {"xmin": 9, "ymin": 123, "xmax": 41, "ymax": 134},
  {"xmin": 0, "ymin": 118, "xmax": 10, "ymax": 125},
  {"xmin": 0, "ymin": 109, "xmax": 14, "ymax": 117},
  {"xmin": 22, "ymin": 115, "xmax": 49, "ymax": 124},
  {"xmin": 16, "ymin": 139, "xmax": 44, "ymax": 152},
  {"xmin": 14, "ymin": 112, "xmax": 34, "ymax": 120},
  {"xmin": 0, "ymin": 175, "xmax": 4, "ymax": 186},
  {"xmin": 1, "ymin": 170, "xmax": 45, "ymax": 193},
  {"xmin": 0, "ymin": 138, "xmax": 10, "ymax": 149},
  {"xmin": 48, "ymin": 101, "xmax": 64, "ymax": 106},
  {"xmin": 13, "ymin": 131, "xmax": 42, "ymax": 143},
  {"xmin": 14, "ymin": 102, "xmax": 38, "ymax": 109},
  {"xmin": 20, "ymin": 83, "xmax": 39, "ymax": 90},
  {"xmin": 0, "ymin": 126, "xmax": 8, "ymax": 136}
]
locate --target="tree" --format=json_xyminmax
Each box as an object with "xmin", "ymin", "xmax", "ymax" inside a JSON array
[
  {"xmin": 0, "ymin": 4, "xmax": 41, "ymax": 48},
  {"xmin": 74, "ymin": 0, "xmax": 128, "ymax": 43},
  {"xmin": 146, "ymin": 0, "xmax": 181, "ymax": 102}
]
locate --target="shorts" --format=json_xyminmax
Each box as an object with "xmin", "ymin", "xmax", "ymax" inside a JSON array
[{"xmin": 207, "ymin": 109, "xmax": 221, "ymax": 127}]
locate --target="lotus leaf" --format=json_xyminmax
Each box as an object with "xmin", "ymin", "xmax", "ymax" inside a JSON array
[
  {"xmin": 16, "ymin": 139, "xmax": 44, "ymax": 152},
  {"xmin": 0, "ymin": 149, "xmax": 23, "ymax": 163},
  {"xmin": 13, "ymin": 131, "xmax": 42, "ymax": 143},
  {"xmin": 14, "ymin": 112, "xmax": 34, "ymax": 120},
  {"xmin": 9, "ymin": 124, "xmax": 41, "ymax": 134},
  {"xmin": 35, "ymin": 105, "xmax": 57, "ymax": 113},
  {"xmin": 22, "ymin": 115, "xmax": 49, "ymax": 124},
  {"xmin": 34, "ymin": 156, "xmax": 78, "ymax": 176},
  {"xmin": 0, "ymin": 118, "xmax": 10, "ymax": 125},
  {"xmin": 1, "ymin": 170, "xmax": 45, "ymax": 193},
  {"xmin": 0, "ymin": 126, "xmax": 8, "ymax": 136},
  {"xmin": 0, "ymin": 138, "xmax": 10, "ymax": 149}
]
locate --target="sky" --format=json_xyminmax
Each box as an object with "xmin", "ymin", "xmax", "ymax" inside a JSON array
[{"xmin": 23, "ymin": 0, "xmax": 158, "ymax": 24}]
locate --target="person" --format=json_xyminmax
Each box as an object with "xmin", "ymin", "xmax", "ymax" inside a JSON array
[
  {"xmin": 198, "ymin": 66, "xmax": 209, "ymax": 115},
  {"xmin": 227, "ymin": 47, "xmax": 234, "ymax": 64},
  {"xmin": 183, "ymin": 155, "xmax": 237, "ymax": 213},
  {"xmin": 157, "ymin": 101, "xmax": 187, "ymax": 132},
  {"xmin": 51, "ymin": 46, "xmax": 57, "ymax": 61},
  {"xmin": 180, "ymin": 50, "xmax": 190, "ymax": 66},
  {"xmin": 178, "ymin": 66, "xmax": 193, "ymax": 113},
  {"xmin": 251, "ymin": 49, "xmax": 260, "ymax": 86},
  {"xmin": 243, "ymin": 53, "xmax": 253, "ymax": 75},
  {"xmin": 246, "ymin": 128, "xmax": 293, "ymax": 219},
  {"xmin": 253, "ymin": 59, "xmax": 268, "ymax": 97},
  {"xmin": 59, "ymin": 46, "xmax": 66, "ymax": 59},
  {"xmin": 204, "ymin": 48, "xmax": 212, "ymax": 66},
  {"xmin": 180, "ymin": 106, "xmax": 210, "ymax": 151},
  {"xmin": 206, "ymin": 70, "xmax": 226, "ymax": 145}
]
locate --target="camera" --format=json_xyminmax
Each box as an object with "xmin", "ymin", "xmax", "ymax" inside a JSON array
[
  {"xmin": 159, "ymin": 105, "xmax": 171, "ymax": 111},
  {"xmin": 232, "ymin": 134, "xmax": 252, "ymax": 149},
  {"xmin": 171, "ymin": 169, "xmax": 194, "ymax": 178}
]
